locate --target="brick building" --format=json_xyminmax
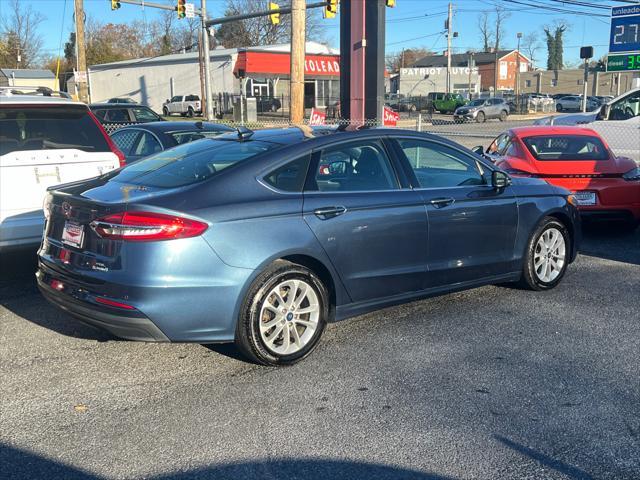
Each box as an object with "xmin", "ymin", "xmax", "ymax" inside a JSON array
[{"xmin": 412, "ymin": 50, "xmax": 531, "ymax": 92}]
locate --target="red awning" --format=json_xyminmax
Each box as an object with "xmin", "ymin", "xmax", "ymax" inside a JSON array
[{"xmin": 234, "ymin": 51, "xmax": 341, "ymax": 78}]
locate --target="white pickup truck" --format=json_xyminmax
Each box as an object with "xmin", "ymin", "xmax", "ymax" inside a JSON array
[
  {"xmin": 536, "ymin": 87, "xmax": 640, "ymax": 162},
  {"xmin": 0, "ymin": 95, "xmax": 123, "ymax": 251},
  {"xmin": 162, "ymin": 95, "xmax": 202, "ymax": 117}
]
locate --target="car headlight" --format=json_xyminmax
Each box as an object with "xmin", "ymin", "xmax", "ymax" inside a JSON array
[{"xmin": 622, "ymin": 166, "xmax": 640, "ymax": 181}]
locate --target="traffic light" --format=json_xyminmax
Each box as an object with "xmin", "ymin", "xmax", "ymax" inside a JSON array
[
  {"xmin": 324, "ymin": 0, "xmax": 337, "ymax": 19},
  {"xmin": 386, "ymin": 0, "xmax": 396, "ymax": 7},
  {"xmin": 269, "ymin": 2, "xmax": 280, "ymax": 25},
  {"xmin": 176, "ymin": 0, "xmax": 186, "ymax": 19},
  {"xmin": 110, "ymin": 0, "xmax": 121, "ymax": 10}
]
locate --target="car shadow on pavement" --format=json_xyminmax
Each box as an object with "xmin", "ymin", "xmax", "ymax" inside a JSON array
[
  {"xmin": 1, "ymin": 443, "xmax": 456, "ymax": 480},
  {"xmin": 579, "ymin": 223, "xmax": 640, "ymax": 266},
  {"xmin": 0, "ymin": 249, "xmax": 118, "ymax": 342}
]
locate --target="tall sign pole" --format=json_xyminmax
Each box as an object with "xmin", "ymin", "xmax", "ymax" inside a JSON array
[
  {"xmin": 74, "ymin": 0, "xmax": 89, "ymax": 103},
  {"xmin": 446, "ymin": 2, "xmax": 452, "ymax": 94},
  {"xmin": 201, "ymin": 0, "xmax": 214, "ymax": 120},
  {"xmin": 290, "ymin": 0, "xmax": 306, "ymax": 123}
]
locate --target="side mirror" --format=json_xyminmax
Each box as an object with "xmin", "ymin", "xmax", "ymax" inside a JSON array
[
  {"xmin": 472, "ymin": 145, "xmax": 485, "ymax": 155},
  {"xmin": 597, "ymin": 104, "xmax": 610, "ymax": 121},
  {"xmin": 492, "ymin": 170, "xmax": 512, "ymax": 189}
]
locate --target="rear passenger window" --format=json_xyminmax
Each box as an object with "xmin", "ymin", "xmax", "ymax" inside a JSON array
[
  {"xmin": 398, "ymin": 139, "xmax": 485, "ymax": 188},
  {"xmin": 111, "ymin": 129, "xmax": 141, "ymax": 156},
  {"xmin": 263, "ymin": 155, "xmax": 310, "ymax": 192},
  {"xmin": 310, "ymin": 141, "xmax": 398, "ymax": 192}
]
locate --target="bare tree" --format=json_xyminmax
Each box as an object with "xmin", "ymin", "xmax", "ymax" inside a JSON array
[
  {"xmin": 493, "ymin": 6, "xmax": 510, "ymax": 52},
  {"xmin": 477, "ymin": 12, "xmax": 493, "ymax": 52},
  {"xmin": 215, "ymin": 0, "xmax": 325, "ymax": 49},
  {"xmin": 521, "ymin": 32, "xmax": 541, "ymax": 67},
  {"xmin": 0, "ymin": 0, "xmax": 45, "ymax": 68},
  {"xmin": 386, "ymin": 47, "xmax": 433, "ymax": 72}
]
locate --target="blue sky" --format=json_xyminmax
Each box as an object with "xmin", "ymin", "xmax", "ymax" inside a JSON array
[{"xmin": 3, "ymin": 0, "xmax": 616, "ymax": 67}]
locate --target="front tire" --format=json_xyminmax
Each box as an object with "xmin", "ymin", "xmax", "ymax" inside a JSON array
[
  {"xmin": 187, "ymin": 107, "xmax": 194, "ymax": 117},
  {"xmin": 519, "ymin": 218, "xmax": 570, "ymax": 291},
  {"xmin": 476, "ymin": 111, "xmax": 486, "ymax": 123},
  {"xmin": 235, "ymin": 260, "xmax": 329, "ymax": 366}
]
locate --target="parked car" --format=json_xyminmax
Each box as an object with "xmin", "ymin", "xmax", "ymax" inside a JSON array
[
  {"xmin": 384, "ymin": 93, "xmax": 415, "ymax": 112},
  {"xmin": 162, "ymin": 95, "xmax": 202, "ymax": 117},
  {"xmin": 110, "ymin": 121, "xmax": 235, "ymax": 164},
  {"xmin": 480, "ymin": 126, "xmax": 639, "ymax": 229},
  {"xmin": 107, "ymin": 97, "xmax": 137, "ymax": 104},
  {"xmin": 454, "ymin": 98, "xmax": 509, "ymax": 123},
  {"xmin": 253, "ymin": 96, "xmax": 282, "ymax": 113},
  {"xmin": 90, "ymin": 103, "xmax": 164, "ymax": 134},
  {"xmin": 428, "ymin": 92, "xmax": 467, "ymax": 114},
  {"xmin": 555, "ymin": 95, "xmax": 598, "ymax": 112},
  {"xmin": 0, "ymin": 96, "xmax": 124, "ymax": 251},
  {"xmin": 535, "ymin": 88, "xmax": 640, "ymax": 162},
  {"xmin": 552, "ymin": 93, "xmax": 575, "ymax": 100},
  {"xmin": 37, "ymin": 127, "xmax": 580, "ymax": 365}
]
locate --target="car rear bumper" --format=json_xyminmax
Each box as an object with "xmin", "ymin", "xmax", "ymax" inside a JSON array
[
  {"xmin": 37, "ymin": 238, "xmax": 256, "ymax": 343},
  {"xmin": 37, "ymin": 272, "xmax": 169, "ymax": 342}
]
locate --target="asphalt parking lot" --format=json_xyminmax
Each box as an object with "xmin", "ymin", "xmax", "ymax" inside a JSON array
[{"xmin": 1, "ymin": 226, "xmax": 638, "ymax": 480}]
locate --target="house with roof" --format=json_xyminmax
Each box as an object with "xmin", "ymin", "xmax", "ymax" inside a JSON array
[
  {"xmin": 412, "ymin": 49, "xmax": 531, "ymax": 92},
  {"xmin": 0, "ymin": 68, "xmax": 57, "ymax": 90}
]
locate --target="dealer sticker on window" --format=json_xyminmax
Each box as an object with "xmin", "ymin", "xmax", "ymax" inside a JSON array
[
  {"xmin": 61, "ymin": 221, "xmax": 85, "ymax": 249},
  {"xmin": 573, "ymin": 191, "xmax": 597, "ymax": 206}
]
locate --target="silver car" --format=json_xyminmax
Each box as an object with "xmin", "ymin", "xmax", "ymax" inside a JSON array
[{"xmin": 454, "ymin": 98, "xmax": 509, "ymax": 123}]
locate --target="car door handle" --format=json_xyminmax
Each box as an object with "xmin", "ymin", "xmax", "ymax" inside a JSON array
[
  {"xmin": 430, "ymin": 197, "xmax": 455, "ymax": 208},
  {"xmin": 314, "ymin": 206, "xmax": 347, "ymax": 220}
]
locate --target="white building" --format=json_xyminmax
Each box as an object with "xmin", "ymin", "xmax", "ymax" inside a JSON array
[{"xmin": 87, "ymin": 42, "xmax": 339, "ymax": 113}]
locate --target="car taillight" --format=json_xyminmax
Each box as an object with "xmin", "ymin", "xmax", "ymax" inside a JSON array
[
  {"xmin": 87, "ymin": 109, "xmax": 127, "ymax": 167},
  {"xmin": 91, "ymin": 211, "xmax": 208, "ymax": 241}
]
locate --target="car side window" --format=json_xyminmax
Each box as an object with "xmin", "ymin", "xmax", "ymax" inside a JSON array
[
  {"xmin": 170, "ymin": 96, "xmax": 181, "ymax": 103},
  {"xmin": 111, "ymin": 130, "xmax": 141, "ymax": 156},
  {"xmin": 92, "ymin": 109, "xmax": 107, "ymax": 121},
  {"xmin": 263, "ymin": 155, "xmax": 310, "ymax": 192},
  {"xmin": 397, "ymin": 139, "xmax": 485, "ymax": 189},
  {"xmin": 105, "ymin": 109, "xmax": 130, "ymax": 122},
  {"xmin": 131, "ymin": 107, "xmax": 160, "ymax": 122},
  {"xmin": 131, "ymin": 131, "xmax": 162, "ymax": 157},
  {"xmin": 309, "ymin": 140, "xmax": 398, "ymax": 192}
]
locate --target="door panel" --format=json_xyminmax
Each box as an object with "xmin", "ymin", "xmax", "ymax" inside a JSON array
[
  {"xmin": 393, "ymin": 137, "xmax": 518, "ymax": 287},
  {"xmin": 302, "ymin": 140, "xmax": 428, "ymax": 302}
]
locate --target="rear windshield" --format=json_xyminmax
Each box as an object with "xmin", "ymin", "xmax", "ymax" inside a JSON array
[
  {"xmin": 110, "ymin": 138, "xmax": 279, "ymax": 188},
  {"xmin": 170, "ymin": 130, "xmax": 228, "ymax": 145},
  {"xmin": 0, "ymin": 106, "xmax": 110, "ymax": 155},
  {"xmin": 523, "ymin": 135, "xmax": 609, "ymax": 161}
]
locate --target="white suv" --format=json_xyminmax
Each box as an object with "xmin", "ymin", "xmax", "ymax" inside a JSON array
[{"xmin": 0, "ymin": 95, "xmax": 124, "ymax": 251}]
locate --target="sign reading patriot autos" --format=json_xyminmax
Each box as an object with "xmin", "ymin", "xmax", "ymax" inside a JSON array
[{"xmin": 607, "ymin": 5, "xmax": 640, "ymax": 72}]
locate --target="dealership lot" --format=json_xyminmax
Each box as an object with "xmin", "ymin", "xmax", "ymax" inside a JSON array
[{"xmin": 0, "ymin": 226, "xmax": 638, "ymax": 480}]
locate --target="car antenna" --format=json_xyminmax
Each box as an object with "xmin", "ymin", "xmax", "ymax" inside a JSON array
[{"xmin": 236, "ymin": 125, "xmax": 254, "ymax": 140}]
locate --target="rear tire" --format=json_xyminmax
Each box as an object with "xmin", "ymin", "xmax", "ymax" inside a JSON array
[
  {"xmin": 163, "ymin": 107, "xmax": 169, "ymax": 116},
  {"xmin": 499, "ymin": 110, "xmax": 508, "ymax": 121},
  {"xmin": 235, "ymin": 260, "xmax": 329, "ymax": 366},
  {"xmin": 518, "ymin": 217, "xmax": 570, "ymax": 291},
  {"xmin": 556, "ymin": 104, "xmax": 563, "ymax": 112}
]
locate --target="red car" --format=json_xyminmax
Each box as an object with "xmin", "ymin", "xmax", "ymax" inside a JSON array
[{"xmin": 483, "ymin": 126, "xmax": 640, "ymax": 230}]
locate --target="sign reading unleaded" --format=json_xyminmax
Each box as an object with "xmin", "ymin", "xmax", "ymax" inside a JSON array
[{"xmin": 610, "ymin": 6, "xmax": 640, "ymax": 53}]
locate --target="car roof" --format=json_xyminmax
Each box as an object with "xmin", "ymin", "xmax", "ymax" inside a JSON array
[
  {"xmin": 115, "ymin": 121, "xmax": 235, "ymax": 133},
  {"xmin": 0, "ymin": 95, "xmax": 84, "ymax": 106},
  {"xmin": 89, "ymin": 103, "xmax": 145, "ymax": 109},
  {"xmin": 509, "ymin": 126, "xmax": 600, "ymax": 138}
]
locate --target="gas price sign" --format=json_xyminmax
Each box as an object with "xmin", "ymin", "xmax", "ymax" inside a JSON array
[{"xmin": 607, "ymin": 5, "xmax": 640, "ymax": 72}]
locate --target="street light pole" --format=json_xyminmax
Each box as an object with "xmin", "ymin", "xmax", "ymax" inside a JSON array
[
  {"xmin": 516, "ymin": 32, "xmax": 522, "ymax": 110},
  {"xmin": 290, "ymin": 0, "xmax": 306, "ymax": 123},
  {"xmin": 446, "ymin": 2, "xmax": 452, "ymax": 94}
]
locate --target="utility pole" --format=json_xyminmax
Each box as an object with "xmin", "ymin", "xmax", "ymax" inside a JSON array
[
  {"xmin": 290, "ymin": 0, "xmax": 305, "ymax": 123},
  {"xmin": 446, "ymin": 2, "xmax": 453, "ymax": 94},
  {"xmin": 516, "ymin": 32, "xmax": 522, "ymax": 110},
  {"xmin": 74, "ymin": 0, "xmax": 89, "ymax": 103},
  {"xmin": 201, "ymin": 0, "xmax": 214, "ymax": 120}
]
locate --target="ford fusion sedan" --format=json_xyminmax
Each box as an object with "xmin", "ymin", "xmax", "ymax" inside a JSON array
[
  {"xmin": 483, "ymin": 126, "xmax": 639, "ymax": 230},
  {"xmin": 37, "ymin": 128, "xmax": 580, "ymax": 365}
]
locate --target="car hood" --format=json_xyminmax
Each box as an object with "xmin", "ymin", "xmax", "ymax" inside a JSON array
[{"xmin": 535, "ymin": 111, "xmax": 599, "ymax": 126}]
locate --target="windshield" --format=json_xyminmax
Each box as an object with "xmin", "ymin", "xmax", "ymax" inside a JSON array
[
  {"xmin": 468, "ymin": 99, "xmax": 485, "ymax": 107},
  {"xmin": 110, "ymin": 138, "xmax": 279, "ymax": 188},
  {"xmin": 0, "ymin": 105, "xmax": 110, "ymax": 155},
  {"xmin": 523, "ymin": 135, "xmax": 610, "ymax": 161}
]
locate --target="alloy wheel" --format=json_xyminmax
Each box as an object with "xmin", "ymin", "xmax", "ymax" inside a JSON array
[
  {"xmin": 258, "ymin": 279, "xmax": 320, "ymax": 356},
  {"xmin": 533, "ymin": 227, "xmax": 566, "ymax": 283}
]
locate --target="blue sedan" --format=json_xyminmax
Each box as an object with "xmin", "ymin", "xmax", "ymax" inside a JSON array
[{"xmin": 37, "ymin": 127, "xmax": 580, "ymax": 365}]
